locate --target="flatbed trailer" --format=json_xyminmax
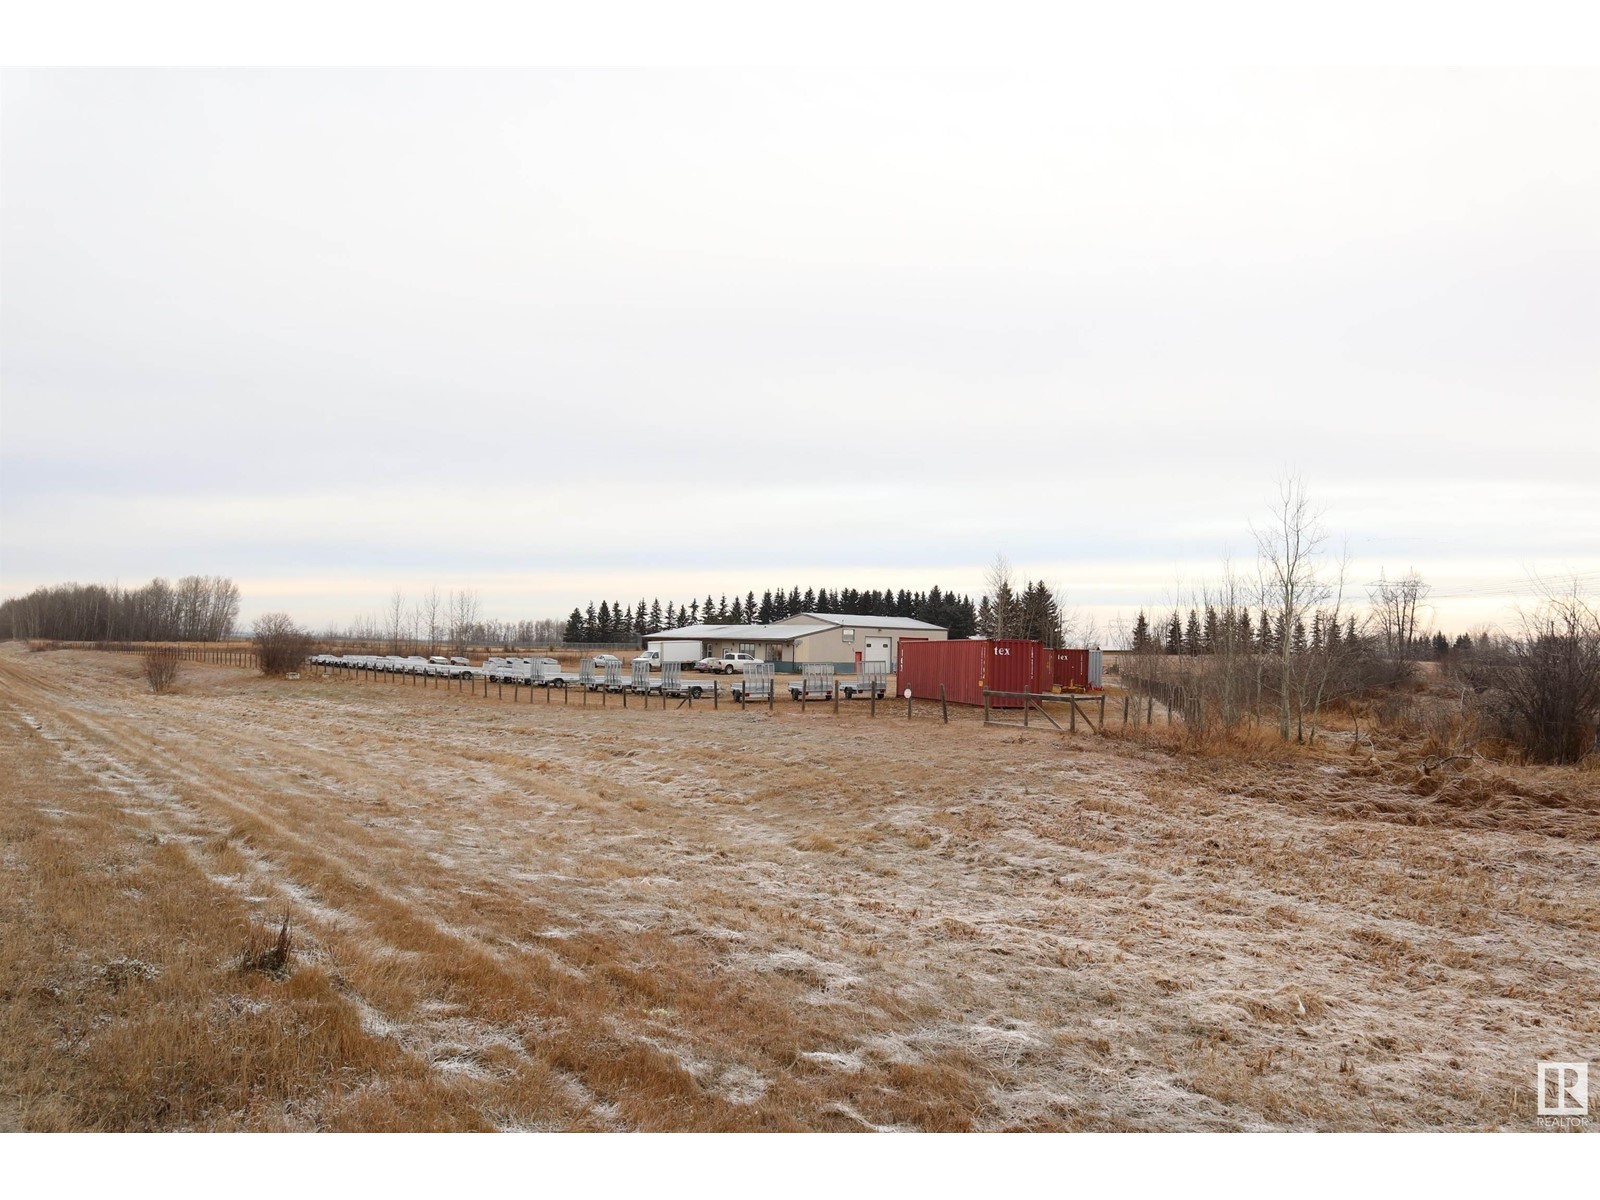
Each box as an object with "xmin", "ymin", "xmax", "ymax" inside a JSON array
[
  {"xmin": 728, "ymin": 662, "xmax": 776, "ymax": 703},
  {"xmin": 786, "ymin": 664, "xmax": 838, "ymax": 701},
  {"xmin": 840, "ymin": 660, "xmax": 890, "ymax": 699}
]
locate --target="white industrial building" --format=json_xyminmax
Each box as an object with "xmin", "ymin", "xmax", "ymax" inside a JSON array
[{"xmin": 645, "ymin": 612, "xmax": 947, "ymax": 670}]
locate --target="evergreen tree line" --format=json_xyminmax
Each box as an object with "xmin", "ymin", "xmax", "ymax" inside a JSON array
[
  {"xmin": 0, "ymin": 577, "xmax": 242, "ymax": 643},
  {"xmin": 563, "ymin": 585, "xmax": 979, "ymax": 643},
  {"xmin": 975, "ymin": 579, "xmax": 1070, "ymax": 646},
  {"xmin": 1126, "ymin": 605, "xmax": 1475, "ymax": 660}
]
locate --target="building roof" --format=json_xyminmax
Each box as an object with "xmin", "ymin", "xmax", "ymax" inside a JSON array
[
  {"xmin": 645, "ymin": 623, "xmax": 831, "ymax": 643},
  {"xmin": 792, "ymin": 612, "xmax": 948, "ymax": 632}
]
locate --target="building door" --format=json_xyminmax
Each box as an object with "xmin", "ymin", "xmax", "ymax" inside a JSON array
[{"xmin": 864, "ymin": 637, "xmax": 891, "ymax": 668}]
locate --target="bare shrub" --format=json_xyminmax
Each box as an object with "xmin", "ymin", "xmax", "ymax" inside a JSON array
[
  {"xmin": 253, "ymin": 612, "xmax": 312, "ymax": 677},
  {"xmin": 1465, "ymin": 590, "xmax": 1600, "ymax": 764},
  {"xmin": 142, "ymin": 648, "xmax": 180, "ymax": 693}
]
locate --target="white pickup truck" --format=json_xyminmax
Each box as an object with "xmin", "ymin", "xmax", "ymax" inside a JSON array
[{"xmin": 699, "ymin": 651, "xmax": 761, "ymax": 675}]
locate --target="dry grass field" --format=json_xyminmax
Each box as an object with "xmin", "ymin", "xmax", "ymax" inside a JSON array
[{"xmin": 1, "ymin": 642, "xmax": 1596, "ymax": 1131}]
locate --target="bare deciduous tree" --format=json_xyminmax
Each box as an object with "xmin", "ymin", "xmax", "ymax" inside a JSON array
[
  {"xmin": 0, "ymin": 576, "xmax": 240, "ymax": 643},
  {"xmin": 450, "ymin": 589, "xmax": 481, "ymax": 656},
  {"xmin": 1253, "ymin": 474, "xmax": 1330, "ymax": 742},
  {"xmin": 983, "ymin": 554, "xmax": 1017, "ymax": 640},
  {"xmin": 422, "ymin": 587, "xmax": 443, "ymax": 656},
  {"xmin": 386, "ymin": 589, "xmax": 406, "ymax": 655},
  {"xmin": 1368, "ymin": 569, "xmax": 1430, "ymax": 672}
]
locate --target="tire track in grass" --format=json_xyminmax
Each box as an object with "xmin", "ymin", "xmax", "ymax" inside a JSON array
[{"xmin": 0, "ymin": 655, "xmax": 895, "ymax": 1128}]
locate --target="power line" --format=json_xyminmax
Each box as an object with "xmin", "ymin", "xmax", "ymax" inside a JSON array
[{"xmin": 1365, "ymin": 569, "xmax": 1600, "ymax": 602}]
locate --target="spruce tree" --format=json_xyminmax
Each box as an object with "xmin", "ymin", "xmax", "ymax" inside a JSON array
[
  {"xmin": 730, "ymin": 597, "xmax": 744, "ymax": 624},
  {"xmin": 962, "ymin": 596, "xmax": 980, "ymax": 639},
  {"xmin": 1165, "ymin": 613, "xmax": 1183, "ymax": 654},
  {"xmin": 1131, "ymin": 611, "xmax": 1151, "ymax": 651},
  {"xmin": 564, "ymin": 608, "xmax": 583, "ymax": 642},
  {"xmin": 759, "ymin": 591, "xmax": 774, "ymax": 623},
  {"xmin": 1184, "ymin": 609, "xmax": 1202, "ymax": 655},
  {"xmin": 649, "ymin": 599, "xmax": 663, "ymax": 632}
]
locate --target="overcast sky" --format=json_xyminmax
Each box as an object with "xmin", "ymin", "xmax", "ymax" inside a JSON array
[{"xmin": 2, "ymin": 68, "xmax": 1596, "ymax": 636}]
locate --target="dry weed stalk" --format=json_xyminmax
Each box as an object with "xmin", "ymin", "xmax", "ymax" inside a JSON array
[{"xmin": 240, "ymin": 912, "xmax": 293, "ymax": 977}]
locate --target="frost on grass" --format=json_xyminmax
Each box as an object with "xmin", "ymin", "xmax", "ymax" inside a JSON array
[{"xmin": 3, "ymin": 641, "xmax": 1597, "ymax": 1131}]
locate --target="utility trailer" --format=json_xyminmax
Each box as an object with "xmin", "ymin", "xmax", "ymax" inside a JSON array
[
  {"xmin": 532, "ymin": 659, "xmax": 578, "ymax": 688},
  {"xmin": 577, "ymin": 657, "xmax": 628, "ymax": 692},
  {"xmin": 730, "ymin": 662, "xmax": 776, "ymax": 702},
  {"xmin": 787, "ymin": 664, "xmax": 836, "ymax": 701},
  {"xmin": 839, "ymin": 660, "xmax": 889, "ymax": 699},
  {"xmin": 629, "ymin": 660, "xmax": 664, "ymax": 695},
  {"xmin": 658, "ymin": 662, "xmax": 713, "ymax": 699}
]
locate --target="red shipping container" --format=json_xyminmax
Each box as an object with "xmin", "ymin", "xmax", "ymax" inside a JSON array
[
  {"xmin": 898, "ymin": 639, "xmax": 1051, "ymax": 708},
  {"xmin": 1052, "ymin": 648, "xmax": 1092, "ymax": 691}
]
